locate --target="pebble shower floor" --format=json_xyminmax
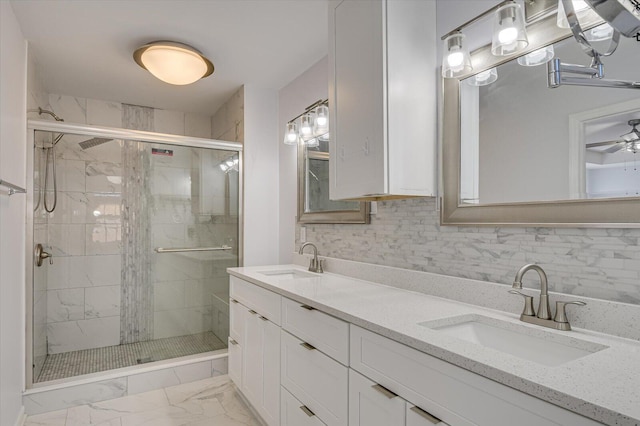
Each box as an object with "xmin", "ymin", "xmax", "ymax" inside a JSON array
[{"xmin": 36, "ymin": 332, "xmax": 226, "ymax": 382}]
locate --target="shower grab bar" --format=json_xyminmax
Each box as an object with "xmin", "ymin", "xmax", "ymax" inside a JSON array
[
  {"xmin": 154, "ymin": 245, "xmax": 232, "ymax": 253},
  {"xmin": 0, "ymin": 179, "xmax": 27, "ymax": 196}
]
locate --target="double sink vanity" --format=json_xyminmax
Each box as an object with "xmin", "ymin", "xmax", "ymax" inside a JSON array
[{"xmin": 227, "ymin": 260, "xmax": 640, "ymax": 426}]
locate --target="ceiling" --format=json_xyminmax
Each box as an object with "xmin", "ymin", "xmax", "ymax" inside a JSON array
[{"xmin": 10, "ymin": 0, "xmax": 329, "ymax": 116}]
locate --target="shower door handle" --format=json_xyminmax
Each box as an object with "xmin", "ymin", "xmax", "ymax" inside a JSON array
[{"xmin": 35, "ymin": 243, "xmax": 52, "ymax": 267}]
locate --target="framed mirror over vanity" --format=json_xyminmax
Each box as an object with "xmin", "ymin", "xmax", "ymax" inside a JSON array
[
  {"xmin": 285, "ymin": 99, "xmax": 369, "ymax": 224},
  {"xmin": 441, "ymin": 0, "xmax": 640, "ymax": 227}
]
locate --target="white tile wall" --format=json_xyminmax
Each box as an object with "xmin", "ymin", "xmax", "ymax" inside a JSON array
[
  {"xmin": 86, "ymin": 99, "xmax": 122, "ymax": 128},
  {"xmin": 47, "ymin": 317, "xmax": 120, "ymax": 354}
]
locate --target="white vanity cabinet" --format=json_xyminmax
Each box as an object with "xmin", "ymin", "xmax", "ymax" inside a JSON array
[
  {"xmin": 349, "ymin": 369, "xmax": 447, "ymax": 426},
  {"xmin": 350, "ymin": 325, "xmax": 602, "ymax": 426},
  {"xmin": 328, "ymin": 0, "xmax": 437, "ymax": 200},
  {"xmin": 229, "ymin": 277, "xmax": 281, "ymax": 426}
]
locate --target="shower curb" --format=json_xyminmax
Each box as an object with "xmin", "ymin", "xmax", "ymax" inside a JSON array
[{"xmin": 22, "ymin": 351, "xmax": 227, "ymax": 415}]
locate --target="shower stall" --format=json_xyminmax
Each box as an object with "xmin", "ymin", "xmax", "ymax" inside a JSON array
[{"xmin": 26, "ymin": 119, "xmax": 241, "ymax": 385}]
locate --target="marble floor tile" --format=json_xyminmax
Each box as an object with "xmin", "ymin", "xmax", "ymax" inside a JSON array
[{"xmin": 25, "ymin": 375, "xmax": 260, "ymax": 426}]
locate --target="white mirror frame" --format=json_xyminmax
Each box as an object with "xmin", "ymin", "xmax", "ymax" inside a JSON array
[{"xmin": 441, "ymin": 8, "xmax": 640, "ymax": 227}]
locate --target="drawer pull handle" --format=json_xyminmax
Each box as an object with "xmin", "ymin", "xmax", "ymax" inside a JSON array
[
  {"xmin": 259, "ymin": 315, "xmax": 268, "ymax": 321},
  {"xmin": 372, "ymin": 384, "xmax": 398, "ymax": 399},
  {"xmin": 299, "ymin": 405, "xmax": 315, "ymax": 417},
  {"xmin": 230, "ymin": 299, "xmax": 239, "ymax": 304},
  {"xmin": 410, "ymin": 406, "xmax": 441, "ymax": 424},
  {"xmin": 248, "ymin": 310, "xmax": 257, "ymax": 315},
  {"xmin": 300, "ymin": 342, "xmax": 316, "ymax": 351},
  {"xmin": 229, "ymin": 338, "xmax": 238, "ymax": 346},
  {"xmin": 300, "ymin": 304, "xmax": 315, "ymax": 311}
]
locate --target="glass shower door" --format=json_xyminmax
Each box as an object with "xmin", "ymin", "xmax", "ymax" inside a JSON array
[{"xmin": 32, "ymin": 129, "xmax": 239, "ymax": 382}]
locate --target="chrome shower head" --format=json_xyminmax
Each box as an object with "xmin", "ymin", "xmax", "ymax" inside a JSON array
[{"xmin": 79, "ymin": 137, "xmax": 112, "ymax": 150}]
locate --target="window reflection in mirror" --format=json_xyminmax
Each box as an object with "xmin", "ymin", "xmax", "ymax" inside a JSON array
[{"xmin": 459, "ymin": 35, "xmax": 640, "ymax": 205}]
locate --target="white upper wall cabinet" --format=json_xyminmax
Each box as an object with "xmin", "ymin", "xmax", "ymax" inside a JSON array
[{"xmin": 329, "ymin": 0, "xmax": 437, "ymax": 200}]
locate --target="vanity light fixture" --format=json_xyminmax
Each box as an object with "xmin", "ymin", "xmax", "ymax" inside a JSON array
[
  {"xmin": 517, "ymin": 45, "xmax": 555, "ymax": 66},
  {"xmin": 283, "ymin": 99, "xmax": 329, "ymax": 147},
  {"xmin": 442, "ymin": 33, "xmax": 473, "ymax": 78},
  {"xmin": 491, "ymin": 3, "xmax": 529, "ymax": 56},
  {"xmin": 466, "ymin": 68, "xmax": 498, "ymax": 86},
  {"xmin": 133, "ymin": 41, "xmax": 214, "ymax": 85},
  {"xmin": 441, "ymin": 0, "xmax": 528, "ymax": 78}
]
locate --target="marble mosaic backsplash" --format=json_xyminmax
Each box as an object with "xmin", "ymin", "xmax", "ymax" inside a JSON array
[{"xmin": 298, "ymin": 198, "xmax": 640, "ymax": 305}]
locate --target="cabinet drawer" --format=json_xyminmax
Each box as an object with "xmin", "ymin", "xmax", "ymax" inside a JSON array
[
  {"xmin": 230, "ymin": 276, "xmax": 281, "ymax": 325},
  {"xmin": 281, "ymin": 330, "xmax": 348, "ymax": 426},
  {"xmin": 281, "ymin": 386, "xmax": 327, "ymax": 426},
  {"xmin": 282, "ymin": 297, "xmax": 349, "ymax": 365},
  {"xmin": 350, "ymin": 325, "xmax": 601, "ymax": 426}
]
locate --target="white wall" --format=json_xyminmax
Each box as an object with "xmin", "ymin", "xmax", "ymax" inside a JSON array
[
  {"xmin": 243, "ymin": 85, "xmax": 280, "ymax": 266},
  {"xmin": 0, "ymin": 2, "xmax": 27, "ymax": 425},
  {"xmin": 277, "ymin": 56, "xmax": 329, "ymax": 263}
]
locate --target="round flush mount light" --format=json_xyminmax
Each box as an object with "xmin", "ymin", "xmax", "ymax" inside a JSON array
[{"xmin": 133, "ymin": 41, "xmax": 214, "ymax": 85}]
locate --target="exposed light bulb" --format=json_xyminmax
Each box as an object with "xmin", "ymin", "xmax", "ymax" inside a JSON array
[
  {"xmin": 316, "ymin": 116, "xmax": 327, "ymax": 126},
  {"xmin": 300, "ymin": 114, "xmax": 313, "ymax": 136},
  {"xmin": 220, "ymin": 163, "xmax": 228, "ymax": 172},
  {"xmin": 283, "ymin": 122, "xmax": 298, "ymax": 145},
  {"xmin": 498, "ymin": 27, "xmax": 518, "ymax": 45},
  {"xmin": 442, "ymin": 32, "xmax": 472, "ymax": 78},
  {"xmin": 447, "ymin": 50, "xmax": 464, "ymax": 68}
]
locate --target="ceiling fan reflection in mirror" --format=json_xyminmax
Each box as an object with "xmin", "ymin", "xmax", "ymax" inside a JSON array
[{"xmin": 587, "ymin": 119, "xmax": 640, "ymax": 153}]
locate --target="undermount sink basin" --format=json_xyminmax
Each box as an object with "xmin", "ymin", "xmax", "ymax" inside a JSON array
[
  {"xmin": 257, "ymin": 269, "xmax": 318, "ymax": 280},
  {"xmin": 419, "ymin": 315, "xmax": 608, "ymax": 367}
]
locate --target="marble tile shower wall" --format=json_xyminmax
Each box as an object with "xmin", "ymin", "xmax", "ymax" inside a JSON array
[
  {"xmin": 211, "ymin": 86, "xmax": 244, "ymax": 143},
  {"xmin": 298, "ymin": 198, "xmax": 640, "ymax": 304},
  {"xmin": 42, "ymin": 94, "xmax": 225, "ymax": 354}
]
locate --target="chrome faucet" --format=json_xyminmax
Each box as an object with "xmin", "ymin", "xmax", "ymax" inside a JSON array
[
  {"xmin": 510, "ymin": 264, "xmax": 585, "ymax": 331},
  {"xmin": 299, "ymin": 242, "xmax": 323, "ymax": 273}
]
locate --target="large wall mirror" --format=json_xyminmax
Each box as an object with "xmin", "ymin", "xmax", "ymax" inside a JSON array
[
  {"xmin": 293, "ymin": 102, "xmax": 369, "ymax": 224},
  {"xmin": 442, "ymin": 2, "xmax": 640, "ymax": 227}
]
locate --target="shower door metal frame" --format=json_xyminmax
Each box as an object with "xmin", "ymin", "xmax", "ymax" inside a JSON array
[{"xmin": 25, "ymin": 119, "xmax": 244, "ymax": 389}]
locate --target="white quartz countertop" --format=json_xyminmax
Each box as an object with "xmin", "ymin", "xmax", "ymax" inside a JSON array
[{"xmin": 228, "ymin": 264, "xmax": 640, "ymax": 426}]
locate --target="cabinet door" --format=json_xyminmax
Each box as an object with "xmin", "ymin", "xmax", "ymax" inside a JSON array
[
  {"xmin": 349, "ymin": 369, "xmax": 406, "ymax": 426},
  {"xmin": 229, "ymin": 298, "xmax": 244, "ymax": 343},
  {"xmin": 261, "ymin": 317, "xmax": 281, "ymax": 426},
  {"xmin": 242, "ymin": 309, "xmax": 264, "ymax": 408},
  {"xmin": 329, "ymin": 0, "xmax": 386, "ymax": 200},
  {"xmin": 228, "ymin": 336, "xmax": 242, "ymax": 388}
]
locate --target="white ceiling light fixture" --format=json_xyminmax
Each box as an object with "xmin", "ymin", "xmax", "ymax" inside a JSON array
[{"xmin": 133, "ymin": 41, "xmax": 214, "ymax": 85}]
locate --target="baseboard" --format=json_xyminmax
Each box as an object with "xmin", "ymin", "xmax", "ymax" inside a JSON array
[
  {"xmin": 13, "ymin": 406, "xmax": 27, "ymax": 426},
  {"xmin": 235, "ymin": 387, "xmax": 268, "ymax": 426}
]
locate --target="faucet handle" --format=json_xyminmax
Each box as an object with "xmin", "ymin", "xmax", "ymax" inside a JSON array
[
  {"xmin": 508, "ymin": 290, "xmax": 535, "ymax": 316},
  {"xmin": 317, "ymin": 259, "xmax": 324, "ymax": 273},
  {"xmin": 554, "ymin": 300, "xmax": 586, "ymax": 324}
]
